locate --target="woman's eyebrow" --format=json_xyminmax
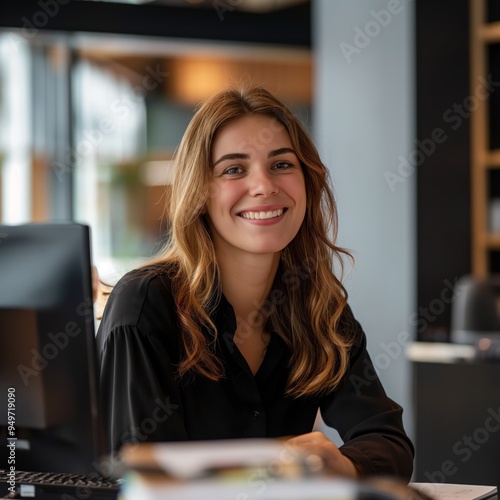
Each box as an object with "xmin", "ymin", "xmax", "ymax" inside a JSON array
[
  {"xmin": 268, "ymin": 147, "xmax": 296, "ymax": 158},
  {"xmin": 213, "ymin": 148, "xmax": 296, "ymax": 167},
  {"xmin": 213, "ymin": 152, "xmax": 249, "ymax": 167}
]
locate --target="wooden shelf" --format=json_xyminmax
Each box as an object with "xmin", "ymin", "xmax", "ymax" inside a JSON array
[
  {"xmin": 485, "ymin": 234, "xmax": 500, "ymax": 249},
  {"xmin": 478, "ymin": 21, "xmax": 500, "ymax": 42},
  {"xmin": 485, "ymin": 149, "xmax": 500, "ymax": 168},
  {"xmin": 471, "ymin": 0, "xmax": 494, "ymax": 277}
]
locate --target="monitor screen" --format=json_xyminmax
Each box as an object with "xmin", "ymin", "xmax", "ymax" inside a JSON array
[{"xmin": 0, "ymin": 223, "xmax": 108, "ymax": 475}]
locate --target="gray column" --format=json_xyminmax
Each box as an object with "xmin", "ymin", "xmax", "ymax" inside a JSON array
[{"xmin": 312, "ymin": 0, "xmax": 416, "ymax": 442}]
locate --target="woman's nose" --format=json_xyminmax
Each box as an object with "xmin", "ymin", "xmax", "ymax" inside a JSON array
[{"xmin": 248, "ymin": 167, "xmax": 279, "ymax": 197}]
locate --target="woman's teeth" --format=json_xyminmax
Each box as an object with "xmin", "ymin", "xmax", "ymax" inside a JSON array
[{"xmin": 240, "ymin": 209, "xmax": 284, "ymax": 220}]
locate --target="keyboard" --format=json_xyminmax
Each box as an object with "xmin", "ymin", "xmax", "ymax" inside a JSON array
[{"xmin": 0, "ymin": 469, "xmax": 122, "ymax": 500}]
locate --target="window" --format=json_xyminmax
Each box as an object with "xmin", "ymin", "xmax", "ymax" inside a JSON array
[{"xmin": 0, "ymin": 29, "xmax": 312, "ymax": 283}]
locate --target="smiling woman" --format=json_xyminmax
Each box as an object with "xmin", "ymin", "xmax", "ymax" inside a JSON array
[
  {"xmin": 207, "ymin": 114, "xmax": 307, "ymax": 258},
  {"xmin": 96, "ymin": 86, "xmax": 414, "ymax": 481}
]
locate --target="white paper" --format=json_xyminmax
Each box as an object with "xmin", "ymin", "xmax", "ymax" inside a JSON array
[
  {"xmin": 151, "ymin": 439, "xmax": 301, "ymax": 479},
  {"xmin": 123, "ymin": 476, "xmax": 358, "ymax": 500},
  {"xmin": 411, "ymin": 482, "xmax": 497, "ymax": 500}
]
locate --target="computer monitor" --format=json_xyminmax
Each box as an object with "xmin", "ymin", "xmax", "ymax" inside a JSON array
[{"xmin": 0, "ymin": 223, "xmax": 108, "ymax": 475}]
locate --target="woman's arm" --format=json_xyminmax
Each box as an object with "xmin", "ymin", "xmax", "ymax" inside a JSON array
[
  {"xmin": 96, "ymin": 268, "xmax": 189, "ymax": 453},
  {"xmin": 318, "ymin": 308, "xmax": 414, "ymax": 480},
  {"xmin": 98, "ymin": 324, "xmax": 188, "ymax": 453}
]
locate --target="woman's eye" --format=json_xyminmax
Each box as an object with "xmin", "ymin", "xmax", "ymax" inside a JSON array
[
  {"xmin": 273, "ymin": 161, "xmax": 292, "ymax": 170},
  {"xmin": 222, "ymin": 166, "xmax": 243, "ymax": 175}
]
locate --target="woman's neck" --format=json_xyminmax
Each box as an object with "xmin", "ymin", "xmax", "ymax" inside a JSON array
[
  {"xmin": 215, "ymin": 249, "xmax": 280, "ymax": 375},
  {"xmin": 217, "ymin": 250, "xmax": 281, "ymax": 324}
]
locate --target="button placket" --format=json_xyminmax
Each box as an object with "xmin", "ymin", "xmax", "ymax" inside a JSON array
[{"xmin": 251, "ymin": 410, "xmax": 261, "ymax": 420}]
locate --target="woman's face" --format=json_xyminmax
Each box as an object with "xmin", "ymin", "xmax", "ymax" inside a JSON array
[{"xmin": 206, "ymin": 114, "xmax": 307, "ymax": 259}]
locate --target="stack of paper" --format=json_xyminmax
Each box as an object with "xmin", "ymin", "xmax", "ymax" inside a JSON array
[
  {"xmin": 119, "ymin": 438, "xmax": 358, "ymax": 500},
  {"xmin": 122, "ymin": 473, "xmax": 359, "ymax": 500}
]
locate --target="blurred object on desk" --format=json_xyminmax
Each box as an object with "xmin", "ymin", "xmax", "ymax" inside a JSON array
[
  {"xmin": 450, "ymin": 275, "xmax": 500, "ymax": 345},
  {"xmin": 119, "ymin": 439, "xmax": 434, "ymax": 500}
]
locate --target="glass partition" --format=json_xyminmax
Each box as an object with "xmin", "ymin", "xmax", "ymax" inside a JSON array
[{"xmin": 0, "ymin": 34, "xmax": 32, "ymax": 224}]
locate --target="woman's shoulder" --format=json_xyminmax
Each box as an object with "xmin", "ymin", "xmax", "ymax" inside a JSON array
[
  {"xmin": 338, "ymin": 303, "xmax": 366, "ymax": 348},
  {"xmin": 114, "ymin": 262, "xmax": 175, "ymax": 295},
  {"xmin": 99, "ymin": 262, "xmax": 178, "ymax": 333}
]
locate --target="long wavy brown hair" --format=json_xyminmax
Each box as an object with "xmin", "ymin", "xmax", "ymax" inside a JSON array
[{"xmin": 151, "ymin": 86, "xmax": 354, "ymax": 397}]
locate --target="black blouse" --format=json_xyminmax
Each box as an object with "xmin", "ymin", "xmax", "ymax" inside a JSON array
[{"xmin": 96, "ymin": 265, "xmax": 414, "ymax": 480}]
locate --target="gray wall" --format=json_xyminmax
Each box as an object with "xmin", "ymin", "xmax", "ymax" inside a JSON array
[{"xmin": 313, "ymin": 0, "xmax": 415, "ymax": 443}]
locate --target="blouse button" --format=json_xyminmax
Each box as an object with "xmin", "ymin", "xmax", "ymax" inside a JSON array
[{"xmin": 251, "ymin": 410, "xmax": 261, "ymax": 420}]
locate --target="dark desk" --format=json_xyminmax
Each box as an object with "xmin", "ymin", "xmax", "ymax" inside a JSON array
[{"xmin": 409, "ymin": 343, "xmax": 500, "ymax": 487}]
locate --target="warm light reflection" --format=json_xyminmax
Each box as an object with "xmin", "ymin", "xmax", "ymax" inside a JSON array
[
  {"xmin": 169, "ymin": 56, "xmax": 312, "ymax": 106},
  {"xmin": 171, "ymin": 58, "xmax": 228, "ymax": 105}
]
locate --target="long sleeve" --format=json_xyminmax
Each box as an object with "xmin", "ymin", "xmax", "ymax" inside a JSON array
[
  {"xmin": 320, "ymin": 309, "xmax": 414, "ymax": 480},
  {"xmin": 96, "ymin": 267, "xmax": 188, "ymax": 453},
  {"xmin": 98, "ymin": 324, "xmax": 188, "ymax": 452}
]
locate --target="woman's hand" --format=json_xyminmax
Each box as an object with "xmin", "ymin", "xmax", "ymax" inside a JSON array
[{"xmin": 286, "ymin": 431, "xmax": 359, "ymax": 478}]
